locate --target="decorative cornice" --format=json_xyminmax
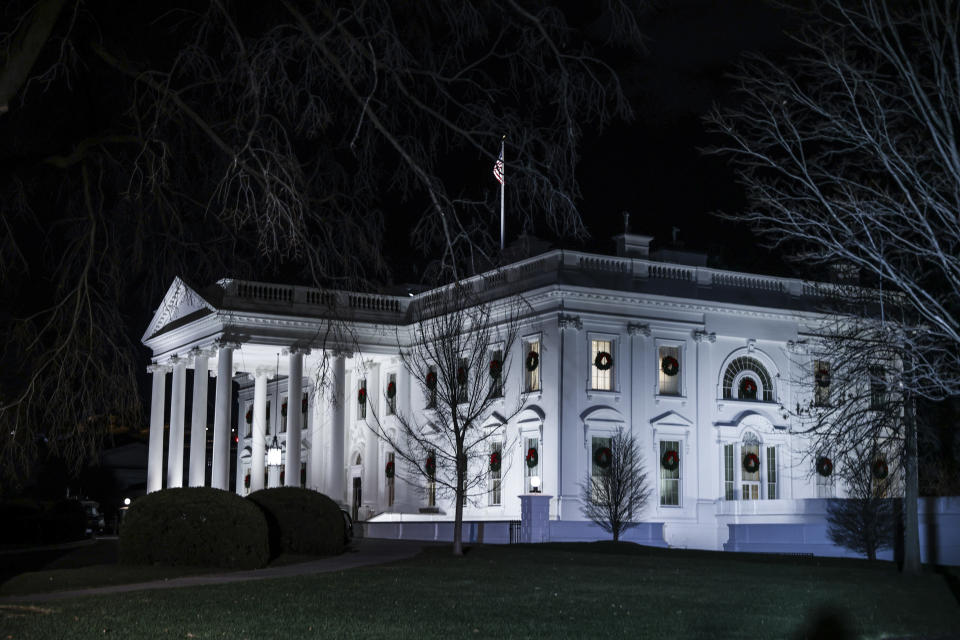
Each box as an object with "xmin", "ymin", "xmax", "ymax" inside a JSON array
[
  {"xmin": 558, "ymin": 313, "xmax": 582, "ymax": 331},
  {"xmin": 627, "ymin": 322, "xmax": 651, "ymax": 337},
  {"xmin": 693, "ymin": 329, "xmax": 716, "ymax": 343},
  {"xmin": 189, "ymin": 346, "xmax": 216, "ymax": 360},
  {"xmin": 146, "ymin": 363, "xmax": 171, "ymax": 375}
]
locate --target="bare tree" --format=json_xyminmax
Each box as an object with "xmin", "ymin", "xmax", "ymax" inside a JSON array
[
  {"xmin": 579, "ymin": 428, "xmax": 651, "ymax": 542},
  {"xmin": 0, "ymin": 1, "xmax": 645, "ymax": 485},
  {"xmin": 707, "ymin": 0, "xmax": 960, "ymax": 574},
  {"xmin": 826, "ymin": 456, "xmax": 896, "ymax": 561},
  {"xmin": 365, "ymin": 282, "xmax": 527, "ymax": 556}
]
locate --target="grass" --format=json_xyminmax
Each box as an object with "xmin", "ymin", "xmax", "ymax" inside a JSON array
[{"xmin": 2, "ymin": 541, "xmax": 958, "ymax": 639}]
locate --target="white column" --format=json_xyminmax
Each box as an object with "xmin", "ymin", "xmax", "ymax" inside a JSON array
[
  {"xmin": 328, "ymin": 353, "xmax": 347, "ymax": 504},
  {"xmin": 310, "ymin": 382, "xmax": 324, "ymax": 491},
  {"xmin": 251, "ymin": 367, "xmax": 270, "ymax": 492},
  {"xmin": 166, "ymin": 358, "xmax": 187, "ymax": 488},
  {"xmin": 363, "ymin": 362, "xmax": 380, "ymax": 513},
  {"xmin": 285, "ymin": 348, "xmax": 309, "ymax": 486},
  {"xmin": 211, "ymin": 343, "xmax": 236, "ymax": 491},
  {"xmin": 146, "ymin": 364, "xmax": 169, "ymax": 493},
  {"xmin": 188, "ymin": 350, "xmax": 210, "ymax": 487}
]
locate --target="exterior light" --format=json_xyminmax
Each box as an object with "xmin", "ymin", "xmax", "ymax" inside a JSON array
[
  {"xmin": 123, "ymin": 497, "xmax": 131, "ymax": 506},
  {"xmin": 530, "ymin": 476, "xmax": 541, "ymax": 493},
  {"xmin": 267, "ymin": 435, "xmax": 282, "ymax": 467}
]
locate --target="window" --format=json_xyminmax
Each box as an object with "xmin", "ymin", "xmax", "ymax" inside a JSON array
[
  {"xmin": 489, "ymin": 348, "xmax": 503, "ymax": 398},
  {"xmin": 457, "ymin": 358, "xmax": 469, "ymax": 404},
  {"xmin": 427, "ymin": 451, "xmax": 436, "ymax": 507},
  {"xmin": 591, "ymin": 339, "xmax": 614, "ymax": 391},
  {"xmin": 524, "ymin": 339, "xmax": 540, "ymax": 392},
  {"xmin": 659, "ymin": 440, "xmax": 680, "ymax": 506},
  {"xmin": 386, "ymin": 373, "xmax": 396, "ymax": 415},
  {"xmin": 280, "ymin": 396, "xmax": 287, "ymax": 434},
  {"xmin": 387, "ymin": 452, "xmax": 395, "ymax": 507},
  {"xmin": 524, "ymin": 437, "xmax": 540, "ymax": 493},
  {"xmin": 591, "ymin": 435, "xmax": 612, "ymax": 504},
  {"xmin": 741, "ymin": 434, "xmax": 760, "ymax": 500},
  {"xmin": 658, "ymin": 345, "xmax": 681, "ymax": 396},
  {"xmin": 816, "ymin": 458, "xmax": 835, "ymax": 498},
  {"xmin": 427, "ymin": 366, "xmax": 437, "ymax": 409},
  {"xmin": 724, "ymin": 444, "xmax": 735, "ymax": 500},
  {"xmin": 814, "ymin": 360, "xmax": 831, "ymax": 407},
  {"xmin": 722, "ymin": 356, "xmax": 774, "ymax": 402},
  {"xmin": 870, "ymin": 365, "xmax": 886, "ymax": 410},
  {"xmin": 766, "ymin": 446, "xmax": 777, "ymax": 500},
  {"xmin": 244, "ymin": 403, "xmax": 253, "ymax": 437},
  {"xmin": 358, "ymin": 379, "xmax": 367, "ymax": 419},
  {"xmin": 489, "ymin": 442, "xmax": 502, "ymax": 506}
]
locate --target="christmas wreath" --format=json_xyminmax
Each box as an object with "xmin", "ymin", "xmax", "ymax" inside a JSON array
[
  {"xmin": 281, "ymin": 401, "xmax": 288, "ymax": 417},
  {"xmin": 425, "ymin": 371, "xmax": 437, "ymax": 390},
  {"xmin": 661, "ymin": 449, "xmax": 680, "ymax": 471},
  {"xmin": 302, "ymin": 394, "xmax": 308, "ymax": 413},
  {"xmin": 385, "ymin": 460, "xmax": 395, "ymax": 478},
  {"xmin": 525, "ymin": 350, "xmax": 539, "ymax": 372},
  {"xmin": 387, "ymin": 381, "xmax": 397, "ymax": 399},
  {"xmin": 661, "ymin": 355, "xmax": 679, "ymax": 377},
  {"xmin": 425, "ymin": 455, "xmax": 436, "ymax": 477},
  {"xmin": 525, "ymin": 447, "xmax": 539, "ymax": 468},
  {"xmin": 816, "ymin": 457, "xmax": 834, "ymax": 477},
  {"xmin": 489, "ymin": 359, "xmax": 503, "ymax": 379},
  {"xmin": 457, "ymin": 366, "xmax": 468, "ymax": 386},
  {"xmin": 245, "ymin": 407, "xmax": 253, "ymax": 424},
  {"xmin": 815, "ymin": 368, "xmax": 831, "ymax": 388},
  {"xmin": 244, "ymin": 473, "xmax": 251, "ymax": 489},
  {"xmin": 743, "ymin": 452, "xmax": 760, "ymax": 474},
  {"xmin": 489, "ymin": 451, "xmax": 502, "ymax": 472},
  {"xmin": 872, "ymin": 458, "xmax": 888, "ymax": 480},
  {"xmin": 594, "ymin": 446, "xmax": 613, "ymax": 469},
  {"xmin": 594, "ymin": 351, "xmax": 613, "ymax": 371},
  {"xmin": 357, "ymin": 387, "xmax": 367, "ymax": 404},
  {"xmin": 740, "ymin": 377, "xmax": 758, "ymax": 400}
]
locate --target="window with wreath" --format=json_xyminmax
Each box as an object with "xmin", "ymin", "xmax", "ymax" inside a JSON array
[
  {"xmin": 658, "ymin": 345, "xmax": 681, "ymax": 396},
  {"xmin": 659, "ymin": 440, "xmax": 680, "ymax": 506},
  {"xmin": 741, "ymin": 433, "xmax": 761, "ymax": 500},
  {"xmin": 426, "ymin": 365, "xmax": 437, "ymax": 409},
  {"xmin": 280, "ymin": 396, "xmax": 288, "ymax": 434},
  {"xmin": 590, "ymin": 435, "xmax": 612, "ymax": 504},
  {"xmin": 869, "ymin": 365, "xmax": 886, "ymax": 410},
  {"xmin": 816, "ymin": 453, "xmax": 835, "ymax": 498},
  {"xmin": 591, "ymin": 338, "xmax": 614, "ymax": 391},
  {"xmin": 524, "ymin": 338, "xmax": 540, "ymax": 392},
  {"xmin": 457, "ymin": 357, "xmax": 469, "ymax": 404},
  {"xmin": 244, "ymin": 402, "xmax": 253, "ymax": 437},
  {"xmin": 814, "ymin": 359, "xmax": 831, "ymax": 407},
  {"xmin": 357, "ymin": 379, "xmax": 367, "ymax": 419},
  {"xmin": 524, "ymin": 436, "xmax": 540, "ymax": 493},
  {"xmin": 722, "ymin": 356, "xmax": 775, "ymax": 402},
  {"xmin": 489, "ymin": 348, "xmax": 503, "ymax": 398},
  {"xmin": 386, "ymin": 373, "xmax": 397, "ymax": 415},
  {"xmin": 488, "ymin": 441, "xmax": 502, "ymax": 506}
]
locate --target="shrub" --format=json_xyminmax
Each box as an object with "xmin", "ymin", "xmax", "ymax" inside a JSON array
[
  {"xmin": 247, "ymin": 487, "xmax": 345, "ymax": 557},
  {"xmin": 120, "ymin": 488, "xmax": 269, "ymax": 569},
  {"xmin": 0, "ymin": 499, "xmax": 43, "ymax": 544},
  {"xmin": 42, "ymin": 500, "xmax": 88, "ymax": 543}
]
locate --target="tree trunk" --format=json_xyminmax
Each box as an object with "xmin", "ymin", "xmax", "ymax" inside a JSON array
[
  {"xmin": 453, "ymin": 451, "xmax": 464, "ymax": 556},
  {"xmin": 902, "ymin": 393, "xmax": 921, "ymax": 574}
]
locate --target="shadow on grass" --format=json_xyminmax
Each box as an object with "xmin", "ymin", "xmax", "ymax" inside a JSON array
[{"xmin": 792, "ymin": 605, "xmax": 857, "ymax": 640}]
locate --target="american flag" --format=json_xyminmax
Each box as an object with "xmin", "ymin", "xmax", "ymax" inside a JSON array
[{"xmin": 493, "ymin": 147, "xmax": 504, "ymax": 185}]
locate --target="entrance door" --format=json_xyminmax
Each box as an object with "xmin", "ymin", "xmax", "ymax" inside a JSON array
[{"xmin": 352, "ymin": 476, "xmax": 362, "ymax": 522}]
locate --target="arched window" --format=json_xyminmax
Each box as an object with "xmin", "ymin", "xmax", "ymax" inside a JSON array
[{"xmin": 722, "ymin": 356, "xmax": 774, "ymax": 402}]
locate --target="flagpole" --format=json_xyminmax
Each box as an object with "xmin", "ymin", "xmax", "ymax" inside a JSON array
[{"xmin": 500, "ymin": 136, "xmax": 505, "ymax": 252}]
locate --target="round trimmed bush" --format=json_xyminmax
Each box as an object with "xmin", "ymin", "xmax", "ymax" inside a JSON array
[
  {"xmin": 120, "ymin": 488, "xmax": 269, "ymax": 569},
  {"xmin": 247, "ymin": 487, "xmax": 345, "ymax": 557}
]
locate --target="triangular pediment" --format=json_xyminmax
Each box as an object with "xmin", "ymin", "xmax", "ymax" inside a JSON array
[
  {"xmin": 649, "ymin": 410, "xmax": 694, "ymax": 428},
  {"xmin": 142, "ymin": 277, "xmax": 216, "ymax": 343}
]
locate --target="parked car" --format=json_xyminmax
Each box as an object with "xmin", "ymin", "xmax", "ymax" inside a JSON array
[
  {"xmin": 81, "ymin": 500, "xmax": 105, "ymax": 536},
  {"xmin": 341, "ymin": 509, "xmax": 353, "ymax": 544}
]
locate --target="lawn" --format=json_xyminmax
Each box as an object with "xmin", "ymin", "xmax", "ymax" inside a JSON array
[{"xmin": 1, "ymin": 542, "xmax": 958, "ymax": 639}]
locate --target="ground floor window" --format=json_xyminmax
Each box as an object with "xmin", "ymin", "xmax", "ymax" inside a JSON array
[
  {"xmin": 659, "ymin": 440, "xmax": 680, "ymax": 506},
  {"xmin": 766, "ymin": 446, "xmax": 778, "ymax": 499},
  {"xmin": 591, "ymin": 435, "xmax": 612, "ymax": 504},
  {"xmin": 724, "ymin": 444, "xmax": 735, "ymax": 500},
  {"xmin": 742, "ymin": 439, "xmax": 760, "ymax": 501},
  {"xmin": 524, "ymin": 436, "xmax": 540, "ymax": 493},
  {"xmin": 387, "ymin": 452, "xmax": 395, "ymax": 507},
  {"xmin": 489, "ymin": 442, "xmax": 502, "ymax": 506}
]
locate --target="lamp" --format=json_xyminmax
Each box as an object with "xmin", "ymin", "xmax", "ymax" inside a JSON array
[
  {"xmin": 267, "ymin": 435, "xmax": 282, "ymax": 467},
  {"xmin": 530, "ymin": 476, "xmax": 541, "ymax": 493}
]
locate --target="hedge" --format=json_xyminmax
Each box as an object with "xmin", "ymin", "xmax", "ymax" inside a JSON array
[
  {"xmin": 120, "ymin": 488, "xmax": 269, "ymax": 569},
  {"xmin": 0, "ymin": 498, "xmax": 86, "ymax": 544},
  {"xmin": 247, "ymin": 487, "xmax": 345, "ymax": 558}
]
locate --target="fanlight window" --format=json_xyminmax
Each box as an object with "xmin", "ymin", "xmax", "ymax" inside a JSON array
[{"xmin": 722, "ymin": 357, "xmax": 774, "ymax": 402}]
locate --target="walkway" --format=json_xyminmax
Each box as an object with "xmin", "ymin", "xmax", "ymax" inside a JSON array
[{"xmin": 0, "ymin": 537, "xmax": 430, "ymax": 604}]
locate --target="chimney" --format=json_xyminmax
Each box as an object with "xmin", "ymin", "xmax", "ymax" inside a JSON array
[{"xmin": 613, "ymin": 233, "xmax": 654, "ymax": 259}]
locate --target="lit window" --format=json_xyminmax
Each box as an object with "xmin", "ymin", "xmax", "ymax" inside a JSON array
[
  {"xmin": 658, "ymin": 345, "xmax": 681, "ymax": 396},
  {"xmin": 741, "ymin": 433, "xmax": 760, "ymax": 501},
  {"xmin": 591, "ymin": 339, "xmax": 614, "ymax": 391},
  {"xmin": 524, "ymin": 437, "xmax": 539, "ymax": 493},
  {"xmin": 386, "ymin": 373, "xmax": 397, "ymax": 415},
  {"xmin": 659, "ymin": 440, "xmax": 680, "ymax": 506},
  {"xmin": 722, "ymin": 357, "xmax": 774, "ymax": 402},
  {"xmin": 524, "ymin": 339, "xmax": 540, "ymax": 392}
]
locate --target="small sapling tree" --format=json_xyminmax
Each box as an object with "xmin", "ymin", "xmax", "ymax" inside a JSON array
[{"xmin": 579, "ymin": 428, "xmax": 651, "ymax": 542}]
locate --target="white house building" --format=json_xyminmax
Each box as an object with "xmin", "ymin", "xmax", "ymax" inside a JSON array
[{"xmin": 142, "ymin": 232, "xmax": 918, "ymax": 555}]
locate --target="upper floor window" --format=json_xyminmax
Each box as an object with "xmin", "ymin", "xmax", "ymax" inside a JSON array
[
  {"xmin": 722, "ymin": 356, "xmax": 774, "ymax": 402},
  {"xmin": 357, "ymin": 379, "xmax": 367, "ymax": 419},
  {"xmin": 457, "ymin": 358, "xmax": 469, "ymax": 404},
  {"xmin": 489, "ymin": 348, "xmax": 503, "ymax": 398},
  {"xmin": 426, "ymin": 366, "xmax": 437, "ymax": 409},
  {"xmin": 658, "ymin": 345, "xmax": 681, "ymax": 396},
  {"xmin": 814, "ymin": 360, "xmax": 831, "ymax": 407},
  {"xmin": 591, "ymin": 338, "xmax": 614, "ymax": 391},
  {"xmin": 869, "ymin": 365, "xmax": 886, "ymax": 410},
  {"xmin": 524, "ymin": 338, "xmax": 540, "ymax": 393},
  {"xmin": 386, "ymin": 373, "xmax": 397, "ymax": 415}
]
